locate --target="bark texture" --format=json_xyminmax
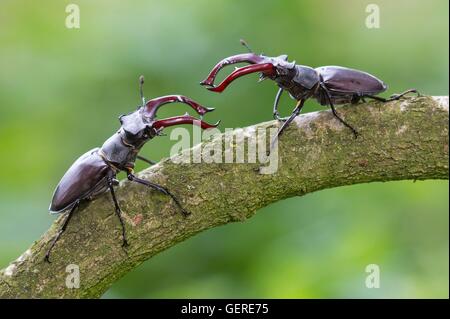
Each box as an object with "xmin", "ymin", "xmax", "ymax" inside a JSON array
[{"xmin": 0, "ymin": 96, "xmax": 448, "ymax": 298}]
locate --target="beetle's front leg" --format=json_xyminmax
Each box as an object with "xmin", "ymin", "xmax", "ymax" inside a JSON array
[
  {"xmin": 273, "ymin": 87, "xmax": 289, "ymax": 122},
  {"xmin": 269, "ymin": 99, "xmax": 306, "ymax": 154},
  {"xmin": 108, "ymin": 178, "xmax": 129, "ymax": 247}
]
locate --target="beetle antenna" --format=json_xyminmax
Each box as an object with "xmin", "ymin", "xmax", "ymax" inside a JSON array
[
  {"xmin": 139, "ymin": 75, "xmax": 145, "ymax": 107},
  {"xmin": 240, "ymin": 39, "xmax": 253, "ymax": 53}
]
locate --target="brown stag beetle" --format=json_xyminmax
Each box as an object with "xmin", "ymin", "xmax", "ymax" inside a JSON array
[
  {"xmin": 200, "ymin": 40, "xmax": 418, "ymax": 149},
  {"xmin": 45, "ymin": 76, "xmax": 219, "ymax": 262}
]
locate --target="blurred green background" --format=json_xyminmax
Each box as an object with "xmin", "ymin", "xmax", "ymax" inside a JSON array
[{"xmin": 0, "ymin": 0, "xmax": 448, "ymax": 298}]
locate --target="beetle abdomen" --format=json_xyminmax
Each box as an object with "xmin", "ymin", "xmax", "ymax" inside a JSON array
[
  {"xmin": 49, "ymin": 148, "xmax": 113, "ymax": 213},
  {"xmin": 317, "ymin": 66, "xmax": 387, "ymax": 94}
]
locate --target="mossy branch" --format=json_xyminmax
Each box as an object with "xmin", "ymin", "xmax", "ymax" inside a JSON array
[{"xmin": 0, "ymin": 96, "xmax": 448, "ymax": 298}]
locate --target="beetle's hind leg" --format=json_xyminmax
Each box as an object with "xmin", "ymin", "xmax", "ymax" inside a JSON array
[
  {"xmin": 127, "ymin": 173, "xmax": 190, "ymax": 216},
  {"xmin": 363, "ymin": 89, "xmax": 420, "ymax": 102},
  {"xmin": 44, "ymin": 201, "xmax": 79, "ymax": 263},
  {"xmin": 108, "ymin": 178, "xmax": 129, "ymax": 247},
  {"xmin": 389, "ymin": 89, "xmax": 420, "ymax": 100}
]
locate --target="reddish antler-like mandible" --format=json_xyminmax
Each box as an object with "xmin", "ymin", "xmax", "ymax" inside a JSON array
[
  {"xmin": 204, "ymin": 63, "xmax": 275, "ymax": 93},
  {"xmin": 200, "ymin": 53, "xmax": 267, "ymax": 87},
  {"xmin": 152, "ymin": 114, "xmax": 220, "ymax": 130},
  {"xmin": 144, "ymin": 95, "xmax": 214, "ymax": 119}
]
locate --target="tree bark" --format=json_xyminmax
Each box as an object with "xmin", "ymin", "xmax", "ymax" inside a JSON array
[{"xmin": 0, "ymin": 96, "xmax": 448, "ymax": 298}]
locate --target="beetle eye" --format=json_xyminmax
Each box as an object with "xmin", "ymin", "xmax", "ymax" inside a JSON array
[{"xmin": 118, "ymin": 114, "xmax": 125, "ymax": 125}]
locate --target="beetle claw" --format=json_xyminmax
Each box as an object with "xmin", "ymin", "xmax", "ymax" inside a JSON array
[
  {"xmin": 180, "ymin": 209, "xmax": 191, "ymax": 217},
  {"xmin": 199, "ymin": 80, "xmax": 213, "ymax": 87},
  {"xmin": 156, "ymin": 128, "xmax": 167, "ymax": 136},
  {"xmin": 44, "ymin": 255, "xmax": 51, "ymax": 263}
]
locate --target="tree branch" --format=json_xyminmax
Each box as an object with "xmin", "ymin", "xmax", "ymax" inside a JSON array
[{"xmin": 0, "ymin": 96, "xmax": 448, "ymax": 298}]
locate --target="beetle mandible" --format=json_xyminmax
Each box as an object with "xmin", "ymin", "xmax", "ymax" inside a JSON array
[
  {"xmin": 200, "ymin": 40, "xmax": 418, "ymax": 148},
  {"xmin": 45, "ymin": 76, "xmax": 219, "ymax": 262}
]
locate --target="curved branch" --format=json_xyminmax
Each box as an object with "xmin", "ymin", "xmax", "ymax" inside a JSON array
[{"xmin": 0, "ymin": 96, "xmax": 448, "ymax": 298}]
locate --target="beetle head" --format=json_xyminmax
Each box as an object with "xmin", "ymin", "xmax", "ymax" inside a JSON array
[
  {"xmin": 119, "ymin": 109, "xmax": 159, "ymax": 148},
  {"xmin": 267, "ymin": 54, "xmax": 296, "ymax": 75}
]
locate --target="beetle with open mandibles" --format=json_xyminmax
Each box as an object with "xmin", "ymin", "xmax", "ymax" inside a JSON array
[
  {"xmin": 200, "ymin": 40, "xmax": 418, "ymax": 148},
  {"xmin": 45, "ymin": 76, "xmax": 219, "ymax": 262}
]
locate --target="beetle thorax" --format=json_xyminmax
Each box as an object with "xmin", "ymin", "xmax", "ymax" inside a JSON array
[{"xmin": 99, "ymin": 108, "xmax": 157, "ymax": 170}]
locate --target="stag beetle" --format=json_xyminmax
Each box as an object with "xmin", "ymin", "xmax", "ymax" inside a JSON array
[
  {"xmin": 200, "ymin": 40, "xmax": 418, "ymax": 148},
  {"xmin": 45, "ymin": 76, "xmax": 219, "ymax": 262}
]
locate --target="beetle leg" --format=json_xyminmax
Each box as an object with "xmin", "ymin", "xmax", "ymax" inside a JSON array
[
  {"xmin": 361, "ymin": 95, "xmax": 386, "ymax": 102},
  {"xmin": 329, "ymin": 103, "xmax": 359, "ymax": 139},
  {"xmin": 321, "ymin": 84, "xmax": 359, "ymax": 139},
  {"xmin": 127, "ymin": 173, "xmax": 190, "ymax": 216},
  {"xmin": 389, "ymin": 89, "xmax": 420, "ymax": 99},
  {"xmin": 268, "ymin": 99, "xmax": 306, "ymax": 155},
  {"xmin": 108, "ymin": 179, "xmax": 129, "ymax": 247},
  {"xmin": 363, "ymin": 89, "xmax": 419, "ymax": 102},
  {"xmin": 273, "ymin": 88, "xmax": 289, "ymax": 121},
  {"xmin": 137, "ymin": 155, "xmax": 156, "ymax": 166},
  {"xmin": 44, "ymin": 201, "xmax": 79, "ymax": 263}
]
